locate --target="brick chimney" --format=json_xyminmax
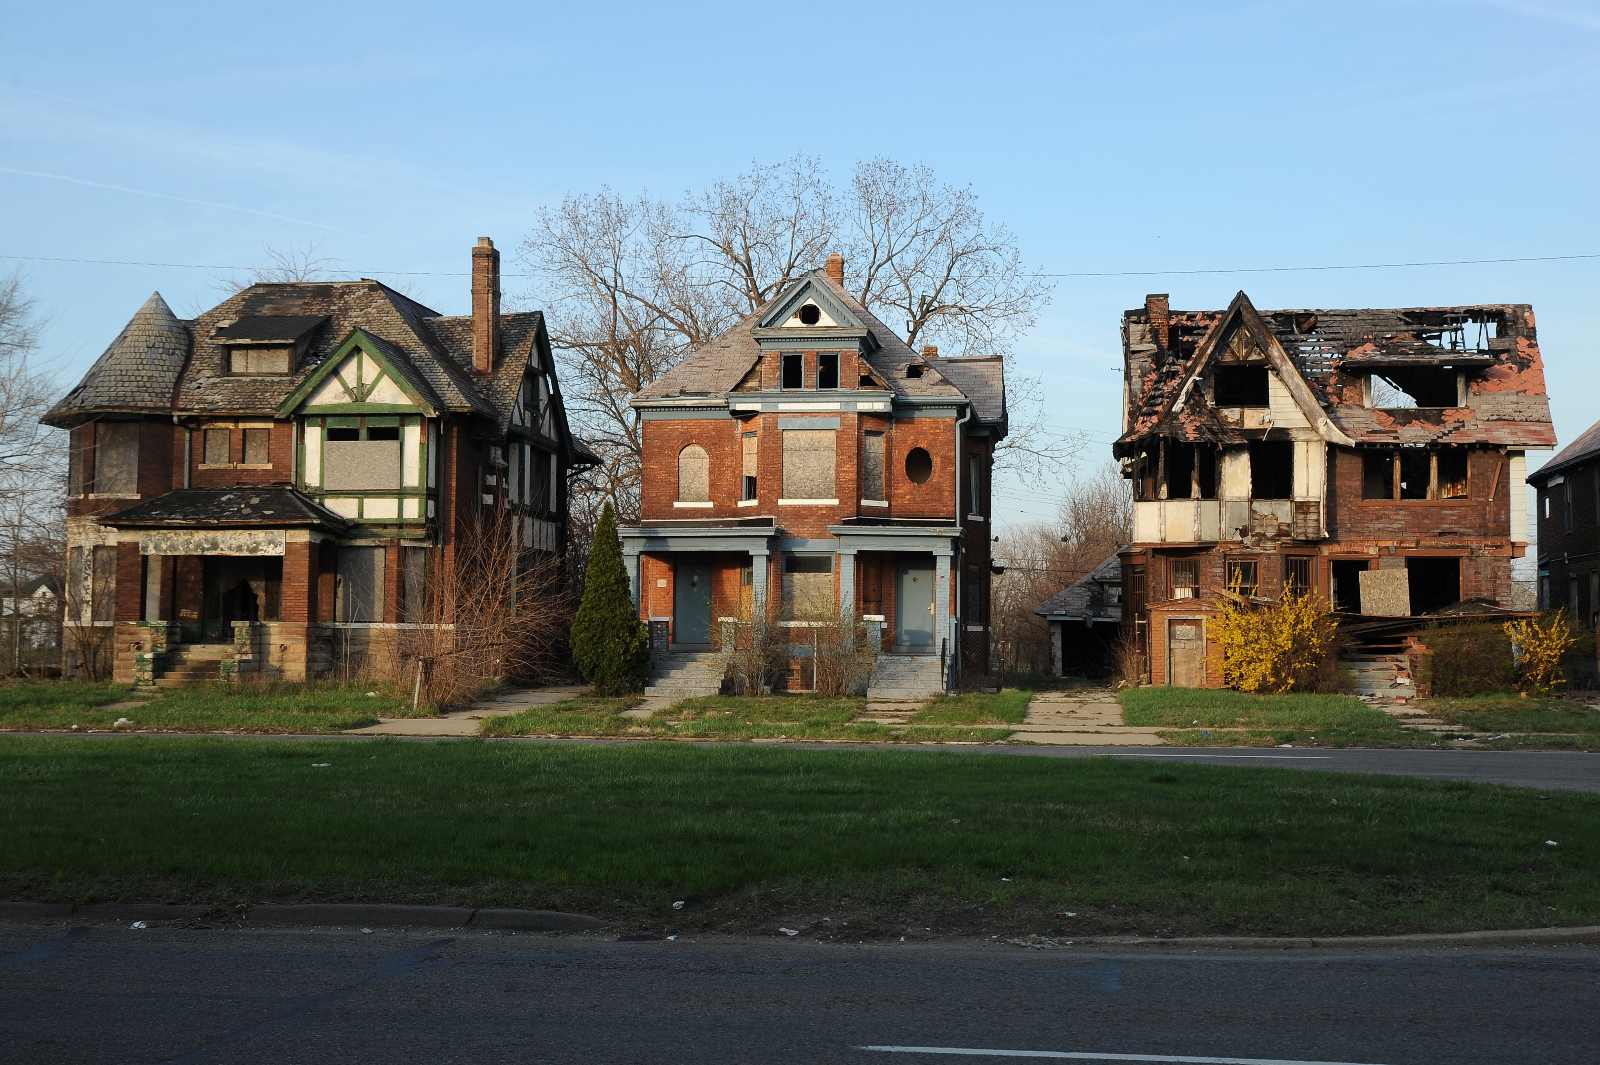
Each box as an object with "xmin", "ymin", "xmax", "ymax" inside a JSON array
[
  {"xmin": 1145, "ymin": 293, "xmax": 1170, "ymax": 352},
  {"xmin": 825, "ymin": 253, "xmax": 844, "ymax": 285},
  {"xmin": 922, "ymin": 345, "xmax": 938, "ymax": 359},
  {"xmin": 472, "ymin": 237, "xmax": 501, "ymax": 375}
]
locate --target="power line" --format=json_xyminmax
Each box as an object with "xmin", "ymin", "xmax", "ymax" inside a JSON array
[{"xmin": 5, "ymin": 249, "xmax": 1600, "ymax": 279}]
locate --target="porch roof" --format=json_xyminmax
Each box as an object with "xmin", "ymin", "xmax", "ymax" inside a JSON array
[
  {"xmin": 99, "ymin": 487, "xmax": 353, "ymax": 531},
  {"xmin": 620, "ymin": 517, "xmax": 775, "ymax": 555}
]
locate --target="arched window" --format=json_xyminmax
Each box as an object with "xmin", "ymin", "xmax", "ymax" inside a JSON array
[{"xmin": 678, "ymin": 444, "xmax": 710, "ymax": 503}]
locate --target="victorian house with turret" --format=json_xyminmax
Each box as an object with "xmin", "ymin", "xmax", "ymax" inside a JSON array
[
  {"xmin": 621, "ymin": 255, "xmax": 1006, "ymax": 699},
  {"xmin": 44, "ymin": 238, "xmax": 592, "ymax": 683}
]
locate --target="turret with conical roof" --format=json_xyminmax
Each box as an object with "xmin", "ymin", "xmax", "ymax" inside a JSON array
[{"xmin": 43, "ymin": 292, "xmax": 189, "ymax": 426}]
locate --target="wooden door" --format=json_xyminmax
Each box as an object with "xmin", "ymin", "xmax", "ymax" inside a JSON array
[{"xmin": 1167, "ymin": 619, "xmax": 1203, "ymax": 687}]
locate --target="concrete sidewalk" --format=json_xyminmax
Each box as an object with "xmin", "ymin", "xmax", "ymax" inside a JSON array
[
  {"xmin": 344, "ymin": 685, "xmax": 588, "ymax": 737},
  {"xmin": 1011, "ymin": 687, "xmax": 1166, "ymax": 745}
]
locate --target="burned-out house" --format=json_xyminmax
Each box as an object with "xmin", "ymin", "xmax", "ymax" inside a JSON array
[
  {"xmin": 44, "ymin": 238, "xmax": 591, "ymax": 683},
  {"xmin": 1115, "ymin": 291, "xmax": 1552, "ymax": 687},
  {"xmin": 620, "ymin": 255, "xmax": 1004, "ymax": 698}
]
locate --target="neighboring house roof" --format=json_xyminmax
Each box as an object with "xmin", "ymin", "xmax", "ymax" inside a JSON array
[
  {"xmin": 1034, "ymin": 553, "xmax": 1123, "ymax": 621},
  {"xmin": 1116, "ymin": 292, "xmax": 1553, "ymax": 455},
  {"xmin": 924, "ymin": 355, "xmax": 1007, "ymax": 429},
  {"xmin": 44, "ymin": 292, "xmax": 190, "ymax": 422},
  {"xmin": 634, "ymin": 270, "xmax": 979, "ymax": 407},
  {"xmin": 99, "ymin": 487, "xmax": 352, "ymax": 531},
  {"xmin": 1528, "ymin": 416, "xmax": 1600, "ymax": 486}
]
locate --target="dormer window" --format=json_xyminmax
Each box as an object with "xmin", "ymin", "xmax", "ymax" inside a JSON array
[{"xmin": 212, "ymin": 315, "xmax": 326, "ymax": 377}]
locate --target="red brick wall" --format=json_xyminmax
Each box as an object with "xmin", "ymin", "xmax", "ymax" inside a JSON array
[
  {"xmin": 114, "ymin": 542, "xmax": 142, "ymax": 622},
  {"xmin": 281, "ymin": 541, "xmax": 313, "ymax": 623},
  {"xmin": 189, "ymin": 420, "xmax": 296, "ymax": 489},
  {"xmin": 1327, "ymin": 447, "xmax": 1510, "ymax": 542}
]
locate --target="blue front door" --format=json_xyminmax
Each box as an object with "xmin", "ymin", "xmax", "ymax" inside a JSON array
[
  {"xmin": 895, "ymin": 560, "xmax": 936, "ymax": 652},
  {"xmin": 674, "ymin": 558, "xmax": 713, "ymax": 647}
]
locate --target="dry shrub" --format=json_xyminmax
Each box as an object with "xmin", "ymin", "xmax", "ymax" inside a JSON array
[
  {"xmin": 1110, "ymin": 630, "xmax": 1146, "ymax": 687},
  {"xmin": 400, "ymin": 512, "xmax": 574, "ymax": 708},
  {"xmin": 1427, "ymin": 622, "xmax": 1515, "ymax": 696},
  {"xmin": 1213, "ymin": 589, "xmax": 1340, "ymax": 694},
  {"xmin": 716, "ymin": 597, "xmax": 784, "ymax": 696},
  {"xmin": 811, "ymin": 610, "xmax": 878, "ymax": 696},
  {"xmin": 1504, "ymin": 610, "xmax": 1580, "ymax": 695}
]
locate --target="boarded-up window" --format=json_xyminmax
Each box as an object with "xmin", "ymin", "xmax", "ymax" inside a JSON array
[
  {"xmin": 403, "ymin": 547, "xmax": 428, "ymax": 623},
  {"xmin": 336, "ymin": 546, "xmax": 385, "ymax": 622},
  {"xmin": 782, "ymin": 430, "xmax": 836, "ymax": 499},
  {"xmin": 742, "ymin": 433, "xmax": 758, "ymax": 500},
  {"xmin": 242, "ymin": 428, "xmax": 270, "ymax": 465},
  {"xmin": 678, "ymin": 444, "xmax": 709, "ymax": 502},
  {"xmin": 324, "ymin": 440, "xmax": 402, "ymax": 491},
  {"xmin": 782, "ymin": 554, "xmax": 834, "ymax": 617},
  {"xmin": 862, "ymin": 431, "xmax": 885, "ymax": 501},
  {"xmin": 92, "ymin": 546, "xmax": 116, "ymax": 622},
  {"xmin": 229, "ymin": 346, "xmax": 291, "ymax": 375},
  {"xmin": 204, "ymin": 429, "xmax": 231, "ymax": 466},
  {"xmin": 93, "ymin": 421, "xmax": 139, "ymax": 495}
]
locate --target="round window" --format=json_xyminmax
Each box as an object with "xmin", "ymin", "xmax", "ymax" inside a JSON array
[
  {"xmin": 905, "ymin": 447, "xmax": 933, "ymax": 485},
  {"xmin": 798, "ymin": 304, "xmax": 821, "ymax": 325}
]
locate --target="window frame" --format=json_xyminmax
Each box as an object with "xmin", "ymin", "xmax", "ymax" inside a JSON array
[{"xmin": 1224, "ymin": 558, "xmax": 1259, "ymax": 598}]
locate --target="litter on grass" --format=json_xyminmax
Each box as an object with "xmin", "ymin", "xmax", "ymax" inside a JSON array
[
  {"xmin": 667, "ymin": 935, "xmax": 679, "ymax": 941},
  {"xmin": 779, "ymin": 928, "xmax": 800, "ymax": 937},
  {"xmin": 129, "ymin": 921, "xmax": 147, "ymax": 929},
  {"xmin": 113, "ymin": 718, "xmax": 131, "ymax": 727},
  {"xmin": 1546, "ymin": 841, "xmax": 1559, "ymax": 847},
  {"xmin": 361, "ymin": 928, "xmax": 373, "ymax": 934},
  {"xmin": 365, "ymin": 692, "xmax": 378, "ymax": 697},
  {"xmin": 312, "ymin": 763, "xmax": 331, "ymax": 768},
  {"xmin": 672, "ymin": 900, "xmax": 685, "ymax": 909}
]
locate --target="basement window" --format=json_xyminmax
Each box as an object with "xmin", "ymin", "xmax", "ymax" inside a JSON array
[{"xmin": 1214, "ymin": 365, "xmax": 1269, "ymax": 406}]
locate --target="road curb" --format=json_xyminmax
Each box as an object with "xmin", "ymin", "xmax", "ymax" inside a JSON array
[
  {"xmin": 1074, "ymin": 925, "xmax": 1600, "ymax": 949},
  {"xmin": 0, "ymin": 901, "xmax": 612, "ymax": 930}
]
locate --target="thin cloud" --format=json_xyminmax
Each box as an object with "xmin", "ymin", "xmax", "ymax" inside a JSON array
[
  {"xmin": 1458, "ymin": 0, "xmax": 1600, "ymax": 30},
  {"xmin": 0, "ymin": 167, "xmax": 357, "ymax": 235}
]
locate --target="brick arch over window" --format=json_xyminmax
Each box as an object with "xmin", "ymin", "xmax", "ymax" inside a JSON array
[{"xmin": 678, "ymin": 444, "xmax": 710, "ymax": 503}]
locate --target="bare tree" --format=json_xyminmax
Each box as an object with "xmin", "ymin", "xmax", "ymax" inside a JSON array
[
  {"xmin": 519, "ymin": 156, "xmax": 1058, "ymax": 531},
  {"xmin": 213, "ymin": 240, "xmax": 339, "ymax": 296},
  {"xmin": 0, "ymin": 272, "xmax": 66, "ymax": 675},
  {"xmin": 990, "ymin": 463, "xmax": 1132, "ymax": 675}
]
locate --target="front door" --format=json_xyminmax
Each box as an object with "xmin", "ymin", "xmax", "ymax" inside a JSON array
[
  {"xmin": 674, "ymin": 557, "xmax": 713, "ymax": 647},
  {"xmin": 895, "ymin": 560, "xmax": 936, "ymax": 653},
  {"xmin": 1167, "ymin": 619, "xmax": 1203, "ymax": 686}
]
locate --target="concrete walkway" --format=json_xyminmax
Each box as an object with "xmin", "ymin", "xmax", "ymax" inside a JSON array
[
  {"xmin": 345, "ymin": 684, "xmax": 588, "ymax": 737},
  {"xmin": 1009, "ymin": 686, "xmax": 1166, "ymax": 745}
]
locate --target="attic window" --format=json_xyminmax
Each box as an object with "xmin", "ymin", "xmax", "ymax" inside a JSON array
[
  {"xmin": 1214, "ymin": 366, "xmax": 1268, "ymax": 406},
  {"xmin": 905, "ymin": 364, "xmax": 924, "ymax": 379},
  {"xmin": 799, "ymin": 304, "xmax": 822, "ymax": 326},
  {"xmin": 229, "ymin": 346, "xmax": 292, "ymax": 375}
]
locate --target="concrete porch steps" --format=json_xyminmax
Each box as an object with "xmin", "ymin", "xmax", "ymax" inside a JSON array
[
  {"xmin": 866, "ymin": 654, "xmax": 945, "ymax": 701},
  {"xmin": 1341, "ymin": 650, "xmax": 1417, "ymax": 699},
  {"xmin": 151, "ymin": 642, "xmax": 235, "ymax": 688},
  {"xmin": 644, "ymin": 653, "xmax": 725, "ymax": 700}
]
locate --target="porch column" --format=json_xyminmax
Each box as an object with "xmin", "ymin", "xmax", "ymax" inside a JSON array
[
  {"xmin": 622, "ymin": 543, "xmax": 641, "ymax": 607},
  {"xmin": 749, "ymin": 548, "xmax": 769, "ymax": 609},
  {"xmin": 934, "ymin": 549, "xmax": 952, "ymax": 654},
  {"xmin": 143, "ymin": 555, "xmax": 162, "ymax": 622},
  {"xmin": 838, "ymin": 548, "xmax": 857, "ymax": 619}
]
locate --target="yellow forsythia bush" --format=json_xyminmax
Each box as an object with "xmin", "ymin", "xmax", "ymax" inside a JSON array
[
  {"xmin": 1503, "ymin": 610, "xmax": 1579, "ymax": 695},
  {"xmin": 1213, "ymin": 589, "xmax": 1340, "ymax": 693}
]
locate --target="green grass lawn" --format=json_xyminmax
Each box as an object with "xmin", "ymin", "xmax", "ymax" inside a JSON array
[
  {"xmin": 0, "ymin": 680, "xmax": 432, "ymax": 733},
  {"xmin": 1120, "ymin": 686, "xmax": 1428, "ymax": 747},
  {"xmin": 1424, "ymin": 693, "xmax": 1600, "ymax": 750},
  {"xmin": 0, "ymin": 736, "xmax": 1594, "ymax": 938},
  {"xmin": 483, "ymin": 692, "xmax": 1014, "ymax": 743},
  {"xmin": 912, "ymin": 686, "xmax": 1035, "ymax": 726}
]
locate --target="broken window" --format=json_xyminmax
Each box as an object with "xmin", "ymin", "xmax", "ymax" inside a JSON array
[
  {"xmin": 1163, "ymin": 441, "xmax": 1218, "ymax": 500},
  {"xmin": 242, "ymin": 428, "xmax": 270, "ymax": 465},
  {"xmin": 1370, "ymin": 369, "xmax": 1459, "ymax": 409},
  {"xmin": 817, "ymin": 352, "xmax": 839, "ymax": 390},
  {"xmin": 93, "ymin": 421, "xmax": 139, "ymax": 495},
  {"xmin": 1225, "ymin": 559, "xmax": 1258, "ymax": 597},
  {"xmin": 1249, "ymin": 441, "xmax": 1294, "ymax": 500},
  {"xmin": 1170, "ymin": 559, "xmax": 1199, "ymax": 599},
  {"xmin": 1438, "ymin": 450, "xmax": 1468, "ymax": 499},
  {"xmin": 1399, "ymin": 449, "xmax": 1430, "ymax": 500},
  {"xmin": 1214, "ymin": 366, "xmax": 1269, "ymax": 406},
  {"xmin": 862, "ymin": 431, "xmax": 885, "ymax": 501},
  {"xmin": 742, "ymin": 432, "xmax": 758, "ymax": 500},
  {"xmin": 1363, "ymin": 450, "xmax": 1396, "ymax": 500},
  {"xmin": 677, "ymin": 444, "xmax": 710, "ymax": 503},
  {"xmin": 782, "ymin": 429, "xmax": 836, "ymax": 499},
  {"xmin": 781, "ymin": 352, "xmax": 803, "ymax": 389},
  {"xmin": 1284, "ymin": 555, "xmax": 1313, "ymax": 594}
]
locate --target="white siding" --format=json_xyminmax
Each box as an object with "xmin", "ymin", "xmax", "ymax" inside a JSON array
[
  {"xmin": 303, "ymin": 424, "xmax": 321, "ymax": 487},
  {"xmin": 402, "ymin": 423, "xmax": 421, "ymax": 487},
  {"xmin": 1510, "ymin": 451, "xmax": 1528, "ymax": 544},
  {"xmin": 1267, "ymin": 371, "xmax": 1310, "ymax": 429}
]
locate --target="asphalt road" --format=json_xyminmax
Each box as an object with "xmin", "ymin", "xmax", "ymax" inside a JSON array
[{"xmin": 2, "ymin": 923, "xmax": 1597, "ymax": 1064}]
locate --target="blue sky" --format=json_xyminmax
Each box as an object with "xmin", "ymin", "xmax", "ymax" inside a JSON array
[{"xmin": 3, "ymin": 0, "xmax": 1597, "ymax": 530}]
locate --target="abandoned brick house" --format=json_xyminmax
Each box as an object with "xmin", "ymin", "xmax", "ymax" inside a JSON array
[
  {"xmin": 1528, "ymin": 415, "xmax": 1600, "ymax": 632},
  {"xmin": 43, "ymin": 238, "xmax": 591, "ymax": 683},
  {"xmin": 1115, "ymin": 291, "xmax": 1553, "ymax": 687},
  {"xmin": 620, "ymin": 255, "xmax": 1005, "ymax": 698}
]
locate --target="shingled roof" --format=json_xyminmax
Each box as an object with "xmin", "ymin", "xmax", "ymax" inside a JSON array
[
  {"xmin": 924, "ymin": 355, "xmax": 1007, "ymax": 428},
  {"xmin": 44, "ymin": 293, "xmax": 189, "ymax": 424},
  {"xmin": 1034, "ymin": 554, "xmax": 1123, "ymax": 621},
  {"xmin": 99, "ymin": 487, "xmax": 351, "ymax": 530},
  {"xmin": 1528, "ymin": 415, "xmax": 1600, "ymax": 486},
  {"xmin": 635, "ymin": 270, "xmax": 976, "ymax": 406}
]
